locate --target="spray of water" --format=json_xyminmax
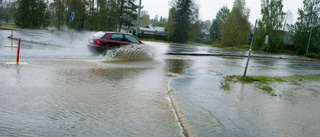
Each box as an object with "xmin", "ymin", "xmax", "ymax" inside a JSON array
[{"xmin": 103, "ymin": 44, "xmax": 156, "ymax": 61}]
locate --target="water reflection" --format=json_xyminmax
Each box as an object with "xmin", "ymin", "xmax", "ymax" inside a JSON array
[
  {"xmin": 167, "ymin": 44, "xmax": 199, "ymax": 53},
  {"xmin": 165, "ymin": 59, "xmax": 194, "ymax": 74},
  {"xmin": 251, "ymin": 58, "xmax": 284, "ymax": 68},
  {"xmin": 56, "ymin": 68, "xmax": 147, "ymax": 84}
]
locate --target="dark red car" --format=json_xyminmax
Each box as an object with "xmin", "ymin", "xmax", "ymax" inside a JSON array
[{"xmin": 87, "ymin": 31, "xmax": 143, "ymax": 53}]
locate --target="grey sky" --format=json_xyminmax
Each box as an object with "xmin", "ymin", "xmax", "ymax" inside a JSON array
[{"xmin": 139, "ymin": 0, "xmax": 304, "ymax": 24}]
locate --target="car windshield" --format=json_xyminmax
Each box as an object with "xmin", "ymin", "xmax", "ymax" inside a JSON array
[{"xmin": 92, "ymin": 32, "xmax": 106, "ymax": 39}]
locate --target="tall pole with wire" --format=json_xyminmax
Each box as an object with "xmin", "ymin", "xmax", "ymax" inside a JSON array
[
  {"xmin": 306, "ymin": 26, "xmax": 313, "ymax": 53},
  {"xmin": 136, "ymin": 0, "xmax": 142, "ymax": 37}
]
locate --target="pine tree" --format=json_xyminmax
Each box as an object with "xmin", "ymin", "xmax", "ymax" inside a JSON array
[
  {"xmin": 172, "ymin": 0, "xmax": 191, "ymax": 43},
  {"xmin": 221, "ymin": 0, "xmax": 250, "ymax": 48},
  {"xmin": 15, "ymin": 0, "xmax": 49, "ymax": 28},
  {"xmin": 118, "ymin": 0, "xmax": 138, "ymax": 32},
  {"xmin": 168, "ymin": 0, "xmax": 197, "ymax": 43},
  {"xmin": 93, "ymin": 0, "xmax": 119, "ymax": 31}
]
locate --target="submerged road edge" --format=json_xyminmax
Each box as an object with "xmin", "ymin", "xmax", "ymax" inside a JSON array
[
  {"xmin": 167, "ymin": 76, "xmax": 225, "ymax": 137},
  {"xmin": 167, "ymin": 77, "xmax": 191, "ymax": 137}
]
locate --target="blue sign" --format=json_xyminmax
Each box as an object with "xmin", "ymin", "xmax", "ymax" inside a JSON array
[{"xmin": 70, "ymin": 12, "xmax": 75, "ymax": 23}]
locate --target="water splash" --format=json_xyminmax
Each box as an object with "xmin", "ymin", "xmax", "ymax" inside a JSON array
[{"xmin": 103, "ymin": 44, "xmax": 156, "ymax": 61}]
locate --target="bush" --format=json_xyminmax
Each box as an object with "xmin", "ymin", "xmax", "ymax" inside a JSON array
[
  {"xmin": 304, "ymin": 52, "xmax": 318, "ymax": 58},
  {"xmin": 213, "ymin": 41, "xmax": 223, "ymax": 48}
]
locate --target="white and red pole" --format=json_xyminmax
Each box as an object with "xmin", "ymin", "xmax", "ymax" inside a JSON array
[{"xmin": 11, "ymin": 29, "xmax": 13, "ymax": 47}]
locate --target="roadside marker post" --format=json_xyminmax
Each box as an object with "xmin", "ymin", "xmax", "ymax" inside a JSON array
[
  {"xmin": 6, "ymin": 38, "xmax": 28, "ymax": 65},
  {"xmin": 11, "ymin": 29, "xmax": 13, "ymax": 46},
  {"xmin": 4, "ymin": 29, "xmax": 18, "ymax": 48},
  {"xmin": 16, "ymin": 38, "xmax": 21, "ymax": 64}
]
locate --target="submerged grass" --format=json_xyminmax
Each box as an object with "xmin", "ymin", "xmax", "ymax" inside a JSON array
[
  {"xmin": 224, "ymin": 75, "xmax": 320, "ymax": 96},
  {"xmin": 226, "ymin": 75, "xmax": 286, "ymax": 84}
]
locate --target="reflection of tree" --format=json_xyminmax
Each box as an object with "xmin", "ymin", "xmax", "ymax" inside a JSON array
[
  {"xmin": 57, "ymin": 68, "xmax": 147, "ymax": 84},
  {"xmin": 165, "ymin": 59, "xmax": 193, "ymax": 74},
  {"xmin": 167, "ymin": 44, "xmax": 199, "ymax": 53},
  {"xmin": 251, "ymin": 58, "xmax": 278, "ymax": 68}
]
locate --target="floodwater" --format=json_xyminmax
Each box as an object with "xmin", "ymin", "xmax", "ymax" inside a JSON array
[
  {"xmin": 1, "ymin": 29, "xmax": 320, "ymax": 136},
  {"xmin": 0, "ymin": 59, "xmax": 183, "ymax": 136},
  {"xmin": 229, "ymin": 81, "xmax": 320, "ymax": 137}
]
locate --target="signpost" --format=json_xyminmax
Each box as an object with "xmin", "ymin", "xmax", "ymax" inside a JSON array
[
  {"xmin": 70, "ymin": 12, "xmax": 75, "ymax": 39},
  {"xmin": 243, "ymin": 20, "xmax": 257, "ymax": 77}
]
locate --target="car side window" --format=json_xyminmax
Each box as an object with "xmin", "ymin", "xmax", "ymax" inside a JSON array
[
  {"xmin": 110, "ymin": 34, "xmax": 124, "ymax": 41},
  {"xmin": 124, "ymin": 35, "xmax": 141, "ymax": 44}
]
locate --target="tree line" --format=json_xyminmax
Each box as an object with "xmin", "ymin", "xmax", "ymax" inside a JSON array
[
  {"xmin": 0, "ymin": 0, "xmax": 138, "ymax": 31},
  {"xmin": 166, "ymin": 0, "xmax": 319, "ymax": 55},
  {"xmin": 0, "ymin": 0, "xmax": 319, "ymax": 55}
]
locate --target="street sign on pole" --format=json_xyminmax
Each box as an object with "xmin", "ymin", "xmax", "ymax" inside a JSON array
[
  {"xmin": 69, "ymin": 12, "xmax": 75, "ymax": 40},
  {"xmin": 70, "ymin": 12, "xmax": 75, "ymax": 23}
]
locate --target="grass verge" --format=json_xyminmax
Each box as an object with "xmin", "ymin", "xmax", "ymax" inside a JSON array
[
  {"xmin": 1, "ymin": 23, "xmax": 18, "ymax": 28},
  {"xmin": 224, "ymin": 75, "xmax": 320, "ymax": 96}
]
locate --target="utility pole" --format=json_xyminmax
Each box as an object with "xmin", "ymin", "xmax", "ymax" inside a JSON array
[
  {"xmin": 0, "ymin": 0, "xmax": 2, "ymax": 27},
  {"xmin": 136, "ymin": 0, "xmax": 142, "ymax": 37},
  {"xmin": 90, "ymin": 0, "xmax": 94, "ymax": 31},
  {"xmin": 306, "ymin": 25, "xmax": 313, "ymax": 53},
  {"xmin": 118, "ymin": 0, "xmax": 124, "ymax": 32}
]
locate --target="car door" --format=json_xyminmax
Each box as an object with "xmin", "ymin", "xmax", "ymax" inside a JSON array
[{"xmin": 108, "ymin": 33, "xmax": 130, "ymax": 48}]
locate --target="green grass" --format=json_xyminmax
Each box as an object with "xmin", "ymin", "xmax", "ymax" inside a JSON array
[
  {"xmin": 224, "ymin": 75, "xmax": 320, "ymax": 96},
  {"xmin": 259, "ymin": 85, "xmax": 277, "ymax": 96},
  {"xmin": 220, "ymin": 45, "xmax": 251, "ymax": 51},
  {"xmin": 286, "ymin": 75, "xmax": 320, "ymax": 82},
  {"xmin": 226, "ymin": 75, "xmax": 286, "ymax": 84},
  {"xmin": 1, "ymin": 23, "xmax": 18, "ymax": 28}
]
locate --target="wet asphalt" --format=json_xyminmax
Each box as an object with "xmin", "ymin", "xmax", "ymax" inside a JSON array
[{"xmin": 1, "ymin": 29, "xmax": 320, "ymax": 136}]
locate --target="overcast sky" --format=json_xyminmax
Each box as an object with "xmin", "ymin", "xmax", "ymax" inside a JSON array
[{"xmin": 138, "ymin": 0, "xmax": 304, "ymax": 25}]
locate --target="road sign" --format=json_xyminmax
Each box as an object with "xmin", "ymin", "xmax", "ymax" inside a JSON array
[{"xmin": 70, "ymin": 12, "xmax": 75, "ymax": 23}]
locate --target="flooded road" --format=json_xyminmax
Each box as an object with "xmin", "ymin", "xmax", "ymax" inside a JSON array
[
  {"xmin": 1, "ymin": 29, "xmax": 320, "ymax": 136},
  {"xmin": 0, "ymin": 60, "xmax": 183, "ymax": 136}
]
